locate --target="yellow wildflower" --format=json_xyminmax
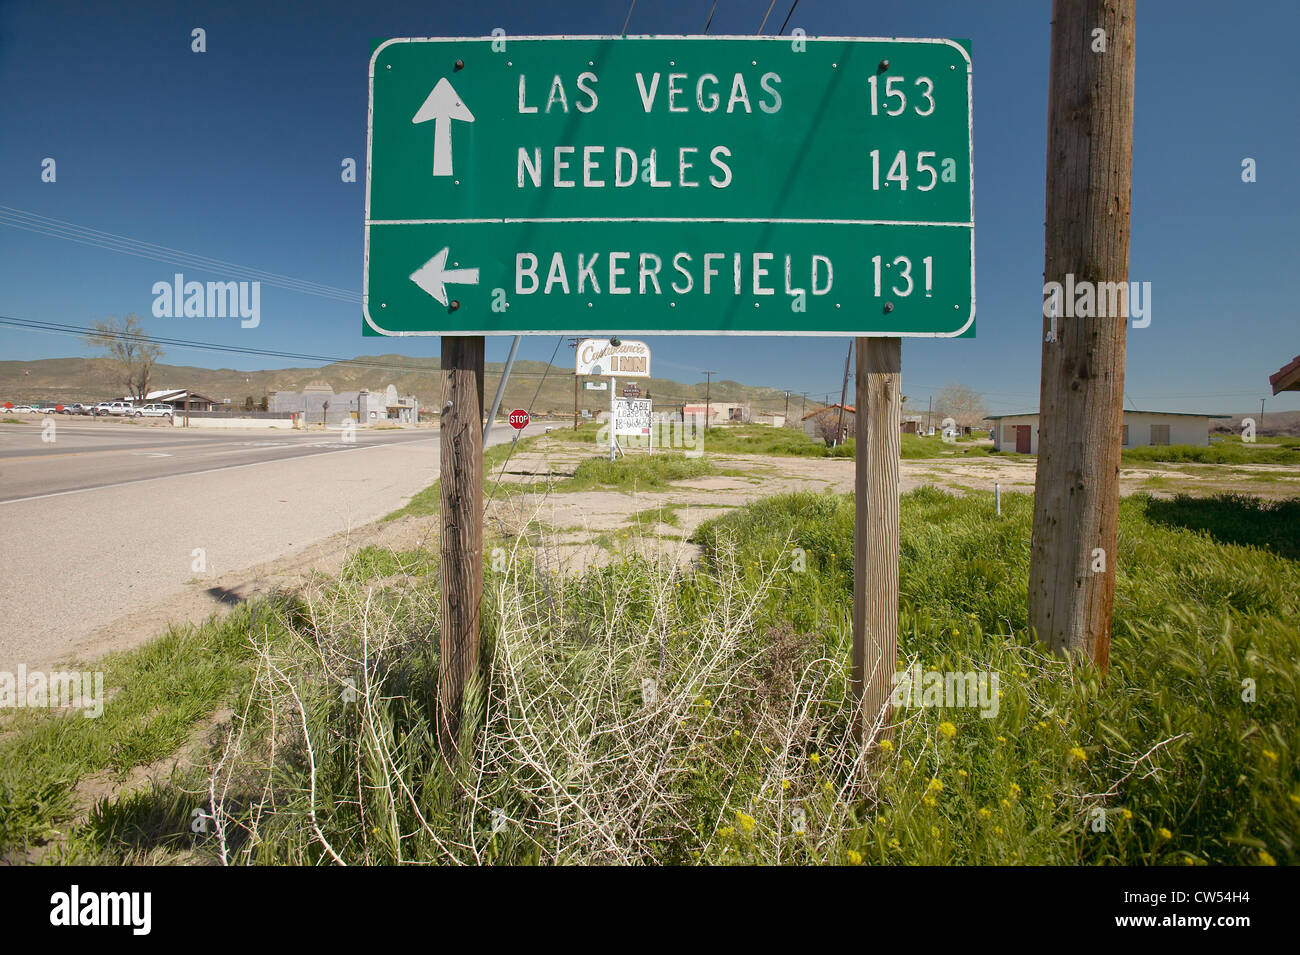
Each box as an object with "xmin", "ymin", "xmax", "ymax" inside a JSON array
[
  {"xmin": 878, "ymin": 738, "xmax": 894, "ymax": 753},
  {"xmin": 938, "ymin": 721, "xmax": 957, "ymax": 739},
  {"xmin": 1121, "ymin": 808, "xmax": 1133, "ymax": 820},
  {"xmin": 923, "ymin": 795, "xmax": 937, "ymax": 808},
  {"xmin": 1009, "ymin": 783, "xmax": 1022, "ymax": 797},
  {"xmin": 977, "ymin": 808, "xmax": 991, "ymax": 819},
  {"xmin": 993, "ymin": 826, "xmax": 1004, "ymax": 836},
  {"xmin": 1068, "ymin": 746, "xmax": 1088, "ymax": 761},
  {"xmin": 781, "ymin": 779, "xmax": 791, "ymax": 791},
  {"xmin": 1258, "ymin": 849, "xmax": 1277, "ymax": 866},
  {"xmin": 846, "ymin": 849, "xmax": 863, "ymax": 865},
  {"xmin": 1262, "ymin": 749, "xmax": 1279, "ymax": 763},
  {"xmin": 996, "ymin": 735, "xmax": 1007, "ymax": 744},
  {"xmin": 809, "ymin": 752, "xmax": 821, "ymax": 766},
  {"xmin": 736, "ymin": 811, "xmax": 756, "ymax": 833},
  {"xmin": 1156, "ymin": 827, "xmax": 1172, "ymax": 841},
  {"xmin": 927, "ymin": 778, "xmax": 944, "ymax": 793},
  {"xmin": 888, "ymin": 838, "xmax": 900, "ymax": 850}
]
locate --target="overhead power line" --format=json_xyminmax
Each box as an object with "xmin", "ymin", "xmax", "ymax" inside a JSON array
[
  {"xmin": 0, "ymin": 315, "xmax": 560, "ymax": 378},
  {"xmin": 0, "ymin": 206, "xmax": 360, "ymax": 303}
]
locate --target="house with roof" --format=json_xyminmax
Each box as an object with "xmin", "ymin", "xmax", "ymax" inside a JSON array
[
  {"xmin": 1270, "ymin": 355, "xmax": 1300, "ymax": 395},
  {"xmin": 802, "ymin": 403, "xmax": 855, "ymax": 444},
  {"xmin": 117, "ymin": 388, "xmax": 222, "ymax": 411},
  {"xmin": 985, "ymin": 409, "xmax": 1231, "ymax": 455}
]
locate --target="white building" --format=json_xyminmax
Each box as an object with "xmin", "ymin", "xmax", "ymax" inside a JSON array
[{"xmin": 986, "ymin": 410, "xmax": 1230, "ymax": 454}]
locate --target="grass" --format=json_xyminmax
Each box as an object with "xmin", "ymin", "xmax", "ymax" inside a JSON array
[
  {"xmin": 558, "ymin": 454, "xmax": 720, "ymax": 492},
  {"xmin": 0, "ymin": 596, "xmax": 300, "ymax": 858},
  {"xmin": 627, "ymin": 502, "xmax": 684, "ymax": 528},
  {"xmin": 383, "ymin": 432, "xmax": 543, "ymax": 521},
  {"xmin": 1122, "ymin": 443, "xmax": 1300, "ymax": 466},
  {"xmin": 6, "ymin": 486, "xmax": 1295, "ymax": 865}
]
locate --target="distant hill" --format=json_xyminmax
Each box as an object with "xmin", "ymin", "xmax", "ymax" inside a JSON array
[
  {"xmin": 1213, "ymin": 410, "xmax": 1300, "ymax": 438},
  {"xmin": 0, "ymin": 354, "xmax": 798, "ymax": 419}
]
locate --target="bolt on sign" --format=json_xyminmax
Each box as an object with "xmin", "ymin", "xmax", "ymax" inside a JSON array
[
  {"xmin": 575, "ymin": 338, "xmax": 651, "ymax": 377},
  {"xmin": 362, "ymin": 35, "xmax": 974, "ymax": 338}
]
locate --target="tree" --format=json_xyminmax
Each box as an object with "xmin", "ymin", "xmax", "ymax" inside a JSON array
[
  {"xmin": 811, "ymin": 407, "xmax": 846, "ymax": 446},
  {"xmin": 82, "ymin": 314, "xmax": 163, "ymax": 401},
  {"xmin": 934, "ymin": 383, "xmax": 987, "ymax": 429}
]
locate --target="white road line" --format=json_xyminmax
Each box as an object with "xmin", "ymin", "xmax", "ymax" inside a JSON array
[{"xmin": 0, "ymin": 438, "xmax": 434, "ymax": 506}]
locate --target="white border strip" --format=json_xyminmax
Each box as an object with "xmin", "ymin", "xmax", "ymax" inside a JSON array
[{"xmin": 370, "ymin": 218, "xmax": 974, "ymax": 227}]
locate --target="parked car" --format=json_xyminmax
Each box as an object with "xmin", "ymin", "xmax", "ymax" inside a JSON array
[
  {"xmin": 36, "ymin": 402, "xmax": 62, "ymax": 415},
  {"xmin": 136, "ymin": 403, "xmax": 173, "ymax": 418},
  {"xmin": 92, "ymin": 401, "xmax": 133, "ymax": 416},
  {"xmin": 63, "ymin": 403, "xmax": 93, "ymax": 415}
]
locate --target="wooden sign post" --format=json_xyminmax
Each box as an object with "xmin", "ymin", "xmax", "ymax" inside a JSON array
[
  {"xmin": 363, "ymin": 35, "xmax": 974, "ymax": 763},
  {"xmin": 1029, "ymin": 0, "xmax": 1135, "ymax": 671},
  {"xmin": 853, "ymin": 337, "xmax": 902, "ymax": 744},
  {"xmin": 438, "ymin": 335, "xmax": 484, "ymax": 756}
]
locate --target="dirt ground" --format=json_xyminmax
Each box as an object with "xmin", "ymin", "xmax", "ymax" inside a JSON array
[{"xmin": 51, "ymin": 436, "xmax": 1299, "ymax": 668}]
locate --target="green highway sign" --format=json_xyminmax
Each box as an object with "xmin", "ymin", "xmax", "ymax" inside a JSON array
[{"xmin": 363, "ymin": 35, "xmax": 973, "ymax": 337}]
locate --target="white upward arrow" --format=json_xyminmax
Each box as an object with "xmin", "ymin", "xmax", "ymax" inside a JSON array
[
  {"xmin": 412, "ymin": 77, "xmax": 474, "ymax": 177},
  {"xmin": 410, "ymin": 247, "xmax": 479, "ymax": 306}
]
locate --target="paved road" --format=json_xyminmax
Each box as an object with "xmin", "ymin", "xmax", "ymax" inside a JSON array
[
  {"xmin": 0, "ymin": 420, "xmax": 541, "ymax": 671},
  {"xmin": 0, "ymin": 421, "xmax": 436, "ymax": 502}
]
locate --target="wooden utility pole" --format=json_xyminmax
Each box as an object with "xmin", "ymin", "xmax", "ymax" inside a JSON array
[
  {"xmin": 836, "ymin": 340, "xmax": 853, "ymax": 446},
  {"xmin": 438, "ymin": 335, "xmax": 484, "ymax": 756},
  {"xmin": 853, "ymin": 338, "xmax": 901, "ymax": 744},
  {"xmin": 569, "ymin": 337, "xmax": 581, "ymax": 430},
  {"xmin": 703, "ymin": 370, "xmax": 715, "ymax": 432},
  {"xmin": 1028, "ymin": 0, "xmax": 1136, "ymax": 672}
]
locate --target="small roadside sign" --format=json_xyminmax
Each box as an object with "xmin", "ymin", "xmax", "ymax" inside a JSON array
[
  {"xmin": 508, "ymin": 408, "xmax": 530, "ymax": 430},
  {"xmin": 613, "ymin": 397, "xmax": 652, "ymax": 436}
]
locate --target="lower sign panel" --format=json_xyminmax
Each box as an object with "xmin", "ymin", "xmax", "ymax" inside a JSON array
[{"xmin": 363, "ymin": 221, "xmax": 973, "ymax": 337}]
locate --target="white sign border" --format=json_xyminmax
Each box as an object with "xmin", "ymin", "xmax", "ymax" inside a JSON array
[{"xmin": 363, "ymin": 35, "xmax": 974, "ymax": 339}]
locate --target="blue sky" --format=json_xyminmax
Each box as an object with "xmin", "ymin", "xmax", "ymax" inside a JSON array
[{"xmin": 1, "ymin": 0, "xmax": 1296, "ymax": 415}]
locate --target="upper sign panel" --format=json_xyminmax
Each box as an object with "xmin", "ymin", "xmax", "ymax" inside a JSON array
[{"xmin": 364, "ymin": 36, "xmax": 973, "ymax": 337}]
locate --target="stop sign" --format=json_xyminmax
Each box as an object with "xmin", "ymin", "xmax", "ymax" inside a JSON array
[{"xmin": 508, "ymin": 409, "xmax": 530, "ymax": 430}]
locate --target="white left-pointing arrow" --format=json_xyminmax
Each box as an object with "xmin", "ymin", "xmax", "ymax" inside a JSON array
[
  {"xmin": 412, "ymin": 77, "xmax": 474, "ymax": 177},
  {"xmin": 410, "ymin": 247, "xmax": 479, "ymax": 306}
]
